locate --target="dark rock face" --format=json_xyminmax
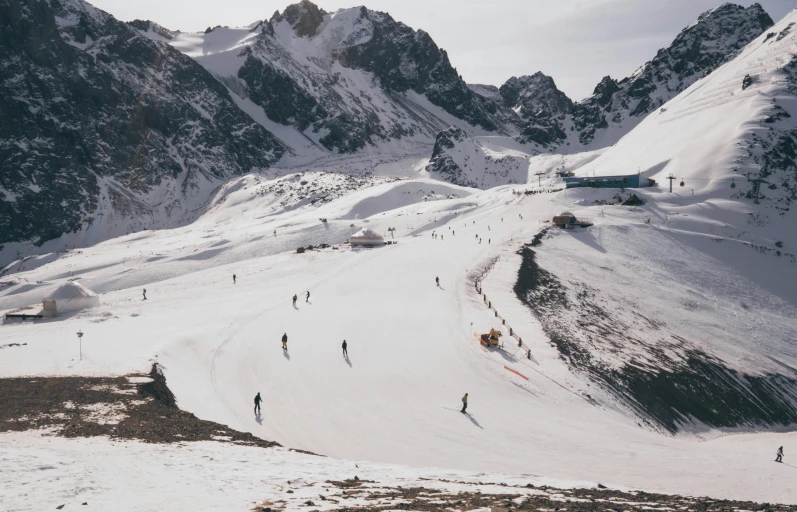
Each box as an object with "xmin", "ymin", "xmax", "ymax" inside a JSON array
[
  {"xmin": 426, "ymin": 127, "xmax": 467, "ymax": 184},
  {"xmin": 271, "ymin": 0, "xmax": 326, "ymax": 37},
  {"xmin": 332, "ymin": 8, "xmax": 512, "ymax": 133},
  {"xmin": 510, "ymin": 3, "xmax": 774, "ymax": 149},
  {"xmin": 0, "ymin": 0, "xmax": 283, "ymax": 247}
]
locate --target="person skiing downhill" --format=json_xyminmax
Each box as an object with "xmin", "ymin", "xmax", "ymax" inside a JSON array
[
  {"xmin": 342, "ymin": 339, "xmax": 348, "ymax": 357},
  {"xmin": 233, "ymin": 274, "xmax": 237, "ymax": 284},
  {"xmin": 254, "ymin": 392, "xmax": 262, "ymax": 414},
  {"xmin": 282, "ymin": 333, "xmax": 288, "ymax": 351},
  {"xmin": 292, "ymin": 294, "xmax": 297, "ymax": 307},
  {"xmin": 461, "ymin": 393, "xmax": 469, "ymax": 413},
  {"xmin": 142, "ymin": 288, "xmax": 147, "ymax": 300},
  {"xmin": 435, "ymin": 277, "xmax": 440, "ymax": 287},
  {"xmin": 306, "ymin": 291, "xmax": 310, "ymax": 303},
  {"xmin": 777, "ymin": 446, "xmax": 784, "ymax": 463}
]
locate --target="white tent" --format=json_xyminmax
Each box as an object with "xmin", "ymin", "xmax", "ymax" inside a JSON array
[
  {"xmin": 42, "ymin": 282, "xmax": 100, "ymax": 315},
  {"xmin": 349, "ymin": 228, "xmax": 384, "ymax": 247}
]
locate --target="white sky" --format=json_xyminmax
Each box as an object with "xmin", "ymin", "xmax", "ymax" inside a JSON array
[{"xmin": 89, "ymin": 0, "xmax": 794, "ymax": 101}]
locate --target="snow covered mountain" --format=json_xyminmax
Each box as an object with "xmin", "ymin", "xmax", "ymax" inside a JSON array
[
  {"xmin": 507, "ymin": 3, "xmax": 774, "ymax": 150},
  {"xmin": 164, "ymin": 0, "xmax": 517, "ymax": 155},
  {"xmin": 427, "ymin": 3, "xmax": 774, "ymax": 189},
  {"xmin": 0, "ymin": 0, "xmax": 285, "ymax": 250}
]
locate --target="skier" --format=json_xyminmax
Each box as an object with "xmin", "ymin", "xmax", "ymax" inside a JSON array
[
  {"xmin": 461, "ymin": 393, "xmax": 469, "ymax": 413},
  {"xmin": 254, "ymin": 392, "xmax": 262, "ymax": 415},
  {"xmin": 776, "ymin": 446, "xmax": 784, "ymax": 463},
  {"xmin": 436, "ymin": 276, "xmax": 440, "ymax": 287},
  {"xmin": 292, "ymin": 294, "xmax": 298, "ymax": 307},
  {"xmin": 488, "ymin": 239, "xmax": 491, "ymax": 244},
  {"xmin": 142, "ymin": 288, "xmax": 147, "ymax": 300},
  {"xmin": 233, "ymin": 274, "xmax": 237, "ymax": 284},
  {"xmin": 273, "ymin": 229, "xmax": 276, "ymax": 237},
  {"xmin": 306, "ymin": 291, "xmax": 310, "ymax": 303},
  {"xmin": 342, "ymin": 339, "xmax": 348, "ymax": 357},
  {"xmin": 282, "ymin": 333, "xmax": 288, "ymax": 351}
]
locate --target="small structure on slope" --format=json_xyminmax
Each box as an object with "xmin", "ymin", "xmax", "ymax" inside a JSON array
[
  {"xmin": 552, "ymin": 212, "xmax": 593, "ymax": 229},
  {"xmin": 349, "ymin": 228, "xmax": 385, "ymax": 247},
  {"xmin": 42, "ymin": 281, "xmax": 100, "ymax": 316}
]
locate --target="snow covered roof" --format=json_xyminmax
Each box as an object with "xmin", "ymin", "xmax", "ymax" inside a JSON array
[
  {"xmin": 351, "ymin": 228, "xmax": 383, "ymax": 240},
  {"xmin": 558, "ymin": 211, "xmax": 575, "ymax": 217},
  {"xmin": 43, "ymin": 281, "xmax": 98, "ymax": 301}
]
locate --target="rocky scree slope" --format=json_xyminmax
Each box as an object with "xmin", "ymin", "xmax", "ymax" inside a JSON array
[{"xmin": 0, "ymin": 0, "xmax": 284, "ymax": 249}]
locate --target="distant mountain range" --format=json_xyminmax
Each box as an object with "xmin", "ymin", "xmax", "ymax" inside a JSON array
[{"xmin": 0, "ymin": 0, "xmax": 779, "ymax": 248}]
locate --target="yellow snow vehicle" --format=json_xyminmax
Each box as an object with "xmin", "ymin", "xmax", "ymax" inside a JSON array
[{"xmin": 479, "ymin": 328, "xmax": 503, "ymax": 348}]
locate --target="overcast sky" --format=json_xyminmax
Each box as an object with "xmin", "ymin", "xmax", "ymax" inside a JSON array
[{"xmin": 90, "ymin": 0, "xmax": 794, "ymax": 100}]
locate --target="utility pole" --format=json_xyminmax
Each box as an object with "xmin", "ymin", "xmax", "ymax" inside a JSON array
[
  {"xmin": 666, "ymin": 174, "xmax": 677, "ymax": 193},
  {"xmin": 77, "ymin": 330, "xmax": 84, "ymax": 361},
  {"xmin": 535, "ymin": 171, "xmax": 543, "ymax": 188}
]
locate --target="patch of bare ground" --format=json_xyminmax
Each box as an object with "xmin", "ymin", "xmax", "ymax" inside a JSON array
[
  {"xmin": 0, "ymin": 363, "xmax": 279, "ymax": 447},
  {"xmin": 256, "ymin": 479, "xmax": 797, "ymax": 512}
]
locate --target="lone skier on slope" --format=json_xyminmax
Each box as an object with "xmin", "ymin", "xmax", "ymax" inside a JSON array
[
  {"xmin": 254, "ymin": 392, "xmax": 262, "ymax": 414},
  {"xmin": 282, "ymin": 333, "xmax": 288, "ymax": 351},
  {"xmin": 436, "ymin": 276, "xmax": 440, "ymax": 287},
  {"xmin": 233, "ymin": 274, "xmax": 237, "ymax": 284},
  {"xmin": 292, "ymin": 294, "xmax": 298, "ymax": 307},
  {"xmin": 342, "ymin": 339, "xmax": 348, "ymax": 357},
  {"xmin": 142, "ymin": 288, "xmax": 147, "ymax": 300},
  {"xmin": 461, "ymin": 393, "xmax": 468, "ymax": 413},
  {"xmin": 777, "ymin": 446, "xmax": 784, "ymax": 463},
  {"xmin": 306, "ymin": 291, "xmax": 310, "ymax": 303}
]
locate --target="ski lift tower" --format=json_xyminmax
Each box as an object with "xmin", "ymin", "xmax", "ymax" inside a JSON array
[
  {"xmin": 535, "ymin": 171, "xmax": 543, "ymax": 188},
  {"xmin": 749, "ymin": 177, "xmax": 770, "ymax": 204},
  {"xmin": 666, "ymin": 174, "xmax": 678, "ymax": 193}
]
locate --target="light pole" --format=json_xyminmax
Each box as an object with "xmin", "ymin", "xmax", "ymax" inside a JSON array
[{"xmin": 77, "ymin": 330, "xmax": 83, "ymax": 361}]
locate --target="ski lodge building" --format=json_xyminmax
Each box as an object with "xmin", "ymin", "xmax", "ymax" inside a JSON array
[{"xmin": 563, "ymin": 174, "xmax": 656, "ymax": 189}]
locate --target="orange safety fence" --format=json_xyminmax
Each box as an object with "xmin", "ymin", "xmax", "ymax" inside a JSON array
[{"xmin": 504, "ymin": 365, "xmax": 529, "ymax": 381}]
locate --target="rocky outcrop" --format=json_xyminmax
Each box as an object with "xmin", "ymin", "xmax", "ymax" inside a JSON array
[{"xmin": 0, "ymin": 0, "xmax": 283, "ymax": 247}]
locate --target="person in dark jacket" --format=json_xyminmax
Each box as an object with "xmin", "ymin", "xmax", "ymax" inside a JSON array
[
  {"xmin": 142, "ymin": 288, "xmax": 147, "ymax": 300},
  {"xmin": 254, "ymin": 392, "xmax": 262, "ymax": 414},
  {"xmin": 461, "ymin": 393, "xmax": 468, "ymax": 413},
  {"xmin": 282, "ymin": 333, "xmax": 288, "ymax": 350},
  {"xmin": 292, "ymin": 294, "xmax": 298, "ymax": 307},
  {"xmin": 342, "ymin": 339, "xmax": 348, "ymax": 356},
  {"xmin": 233, "ymin": 274, "xmax": 237, "ymax": 284},
  {"xmin": 435, "ymin": 276, "xmax": 440, "ymax": 287},
  {"xmin": 306, "ymin": 291, "xmax": 310, "ymax": 302},
  {"xmin": 776, "ymin": 446, "xmax": 784, "ymax": 463}
]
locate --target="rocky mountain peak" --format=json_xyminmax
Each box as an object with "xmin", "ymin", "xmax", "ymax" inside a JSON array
[
  {"xmin": 499, "ymin": 72, "xmax": 573, "ymax": 119},
  {"xmin": 271, "ymin": 0, "xmax": 327, "ymax": 37},
  {"xmin": 128, "ymin": 19, "xmax": 176, "ymax": 40}
]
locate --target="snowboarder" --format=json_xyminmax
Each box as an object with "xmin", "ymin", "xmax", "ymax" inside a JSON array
[
  {"xmin": 292, "ymin": 294, "xmax": 298, "ymax": 307},
  {"xmin": 233, "ymin": 274, "xmax": 237, "ymax": 284},
  {"xmin": 282, "ymin": 333, "xmax": 288, "ymax": 351},
  {"xmin": 461, "ymin": 393, "xmax": 468, "ymax": 413},
  {"xmin": 776, "ymin": 446, "xmax": 784, "ymax": 463},
  {"xmin": 342, "ymin": 339, "xmax": 348, "ymax": 356},
  {"xmin": 306, "ymin": 291, "xmax": 310, "ymax": 303},
  {"xmin": 254, "ymin": 392, "xmax": 262, "ymax": 414},
  {"xmin": 142, "ymin": 288, "xmax": 147, "ymax": 300},
  {"xmin": 435, "ymin": 277, "xmax": 440, "ymax": 287}
]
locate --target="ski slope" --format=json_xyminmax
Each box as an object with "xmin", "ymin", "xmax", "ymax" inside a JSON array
[
  {"xmin": 3, "ymin": 7, "xmax": 797, "ymax": 509},
  {"xmin": 2, "ymin": 175, "xmax": 797, "ymax": 504}
]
